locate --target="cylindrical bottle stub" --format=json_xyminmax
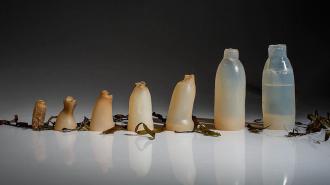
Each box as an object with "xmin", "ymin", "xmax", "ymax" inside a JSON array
[
  {"xmin": 268, "ymin": 44, "xmax": 287, "ymax": 57},
  {"xmin": 224, "ymin": 48, "xmax": 239, "ymax": 59}
]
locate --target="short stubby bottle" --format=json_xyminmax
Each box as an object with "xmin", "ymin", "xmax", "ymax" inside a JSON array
[
  {"xmin": 214, "ymin": 49, "xmax": 246, "ymax": 130},
  {"xmin": 262, "ymin": 44, "xmax": 295, "ymax": 130}
]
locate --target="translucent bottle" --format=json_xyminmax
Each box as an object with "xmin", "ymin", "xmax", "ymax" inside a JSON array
[
  {"xmin": 90, "ymin": 90, "xmax": 115, "ymax": 131},
  {"xmin": 214, "ymin": 49, "xmax": 246, "ymax": 130},
  {"xmin": 262, "ymin": 44, "xmax": 295, "ymax": 130},
  {"xmin": 128, "ymin": 81, "xmax": 154, "ymax": 131},
  {"xmin": 166, "ymin": 75, "xmax": 196, "ymax": 132},
  {"xmin": 54, "ymin": 96, "xmax": 77, "ymax": 131}
]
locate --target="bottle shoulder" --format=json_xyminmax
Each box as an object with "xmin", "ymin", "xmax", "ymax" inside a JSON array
[
  {"xmin": 263, "ymin": 57, "xmax": 293, "ymax": 72},
  {"xmin": 217, "ymin": 59, "xmax": 245, "ymax": 73},
  {"xmin": 216, "ymin": 59, "xmax": 246, "ymax": 83}
]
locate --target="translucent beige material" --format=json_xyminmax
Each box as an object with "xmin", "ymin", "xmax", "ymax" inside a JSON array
[
  {"xmin": 54, "ymin": 96, "xmax": 77, "ymax": 131},
  {"xmin": 166, "ymin": 75, "xmax": 196, "ymax": 132},
  {"xmin": 214, "ymin": 49, "xmax": 246, "ymax": 130},
  {"xmin": 128, "ymin": 81, "xmax": 154, "ymax": 131},
  {"xmin": 262, "ymin": 44, "xmax": 295, "ymax": 130},
  {"xmin": 90, "ymin": 90, "xmax": 115, "ymax": 131},
  {"xmin": 32, "ymin": 100, "xmax": 47, "ymax": 130}
]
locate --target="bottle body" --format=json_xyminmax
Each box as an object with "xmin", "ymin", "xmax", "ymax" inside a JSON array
[
  {"xmin": 128, "ymin": 81, "xmax": 154, "ymax": 131},
  {"xmin": 90, "ymin": 90, "xmax": 115, "ymax": 131},
  {"xmin": 262, "ymin": 44, "xmax": 295, "ymax": 130},
  {"xmin": 166, "ymin": 74, "xmax": 196, "ymax": 132},
  {"xmin": 214, "ymin": 49, "xmax": 246, "ymax": 130},
  {"xmin": 54, "ymin": 96, "xmax": 77, "ymax": 131}
]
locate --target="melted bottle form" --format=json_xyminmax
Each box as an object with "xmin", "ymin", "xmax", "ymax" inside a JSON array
[
  {"xmin": 54, "ymin": 96, "xmax": 77, "ymax": 131},
  {"xmin": 128, "ymin": 81, "xmax": 153, "ymax": 131},
  {"xmin": 90, "ymin": 90, "xmax": 115, "ymax": 131},
  {"xmin": 214, "ymin": 49, "xmax": 246, "ymax": 130},
  {"xmin": 262, "ymin": 44, "xmax": 295, "ymax": 130},
  {"xmin": 166, "ymin": 75, "xmax": 196, "ymax": 132},
  {"xmin": 32, "ymin": 100, "xmax": 47, "ymax": 130}
]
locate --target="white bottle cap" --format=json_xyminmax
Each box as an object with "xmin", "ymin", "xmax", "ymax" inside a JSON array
[{"xmin": 224, "ymin": 48, "xmax": 239, "ymax": 59}]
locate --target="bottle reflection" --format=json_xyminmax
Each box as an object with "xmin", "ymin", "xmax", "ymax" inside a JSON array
[
  {"xmin": 90, "ymin": 134, "xmax": 114, "ymax": 173},
  {"xmin": 214, "ymin": 130, "xmax": 245, "ymax": 185},
  {"xmin": 166, "ymin": 132, "xmax": 196, "ymax": 185},
  {"xmin": 262, "ymin": 130, "xmax": 296, "ymax": 185},
  {"xmin": 32, "ymin": 131, "xmax": 47, "ymax": 162},
  {"xmin": 55, "ymin": 131, "xmax": 77, "ymax": 166},
  {"xmin": 245, "ymin": 131, "xmax": 262, "ymax": 185},
  {"xmin": 128, "ymin": 136, "xmax": 153, "ymax": 177}
]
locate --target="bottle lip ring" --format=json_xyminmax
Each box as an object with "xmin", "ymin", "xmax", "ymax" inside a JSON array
[{"xmin": 268, "ymin": 44, "xmax": 287, "ymax": 50}]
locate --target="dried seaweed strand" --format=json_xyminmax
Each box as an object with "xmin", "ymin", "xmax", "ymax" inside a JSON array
[
  {"xmin": 135, "ymin": 122, "xmax": 156, "ymax": 140},
  {"xmin": 0, "ymin": 115, "xmax": 30, "ymax": 128}
]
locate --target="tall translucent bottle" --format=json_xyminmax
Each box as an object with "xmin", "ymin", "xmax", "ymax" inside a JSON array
[
  {"xmin": 262, "ymin": 44, "xmax": 295, "ymax": 130},
  {"xmin": 214, "ymin": 49, "xmax": 246, "ymax": 130}
]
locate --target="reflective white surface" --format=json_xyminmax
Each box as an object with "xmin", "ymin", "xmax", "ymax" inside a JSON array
[{"xmin": 1, "ymin": 126, "xmax": 330, "ymax": 185}]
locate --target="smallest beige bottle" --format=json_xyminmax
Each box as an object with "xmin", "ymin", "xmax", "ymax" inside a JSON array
[
  {"xmin": 166, "ymin": 74, "xmax": 196, "ymax": 132},
  {"xmin": 128, "ymin": 81, "xmax": 154, "ymax": 131},
  {"xmin": 54, "ymin": 96, "xmax": 77, "ymax": 131},
  {"xmin": 32, "ymin": 100, "xmax": 47, "ymax": 130},
  {"xmin": 90, "ymin": 90, "xmax": 115, "ymax": 131}
]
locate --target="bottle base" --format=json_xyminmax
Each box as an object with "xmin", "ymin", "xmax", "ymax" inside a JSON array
[
  {"xmin": 263, "ymin": 113, "xmax": 295, "ymax": 130},
  {"xmin": 166, "ymin": 122, "xmax": 194, "ymax": 132},
  {"xmin": 214, "ymin": 118, "xmax": 245, "ymax": 131}
]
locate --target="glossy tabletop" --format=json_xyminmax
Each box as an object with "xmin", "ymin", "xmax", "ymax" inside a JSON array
[{"xmin": 0, "ymin": 126, "xmax": 330, "ymax": 185}]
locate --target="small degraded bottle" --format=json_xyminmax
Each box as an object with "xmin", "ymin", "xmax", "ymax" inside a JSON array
[
  {"xmin": 54, "ymin": 96, "xmax": 77, "ymax": 131},
  {"xmin": 166, "ymin": 74, "xmax": 196, "ymax": 132},
  {"xmin": 128, "ymin": 81, "xmax": 154, "ymax": 131},
  {"xmin": 262, "ymin": 44, "xmax": 295, "ymax": 130},
  {"xmin": 90, "ymin": 90, "xmax": 115, "ymax": 131},
  {"xmin": 214, "ymin": 48, "xmax": 246, "ymax": 130},
  {"xmin": 32, "ymin": 100, "xmax": 47, "ymax": 130}
]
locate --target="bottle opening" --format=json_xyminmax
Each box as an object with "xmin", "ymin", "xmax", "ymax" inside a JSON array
[
  {"xmin": 135, "ymin": 81, "xmax": 146, "ymax": 87},
  {"xmin": 65, "ymin": 96, "xmax": 75, "ymax": 102},
  {"xmin": 224, "ymin": 48, "xmax": 239, "ymax": 59},
  {"xmin": 101, "ymin": 90, "xmax": 110, "ymax": 95},
  {"xmin": 184, "ymin": 74, "xmax": 195, "ymax": 81},
  {"xmin": 36, "ymin": 100, "xmax": 46, "ymax": 104}
]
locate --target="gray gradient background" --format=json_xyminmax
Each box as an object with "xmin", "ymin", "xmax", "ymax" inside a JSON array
[{"xmin": 1, "ymin": 1, "xmax": 329, "ymax": 122}]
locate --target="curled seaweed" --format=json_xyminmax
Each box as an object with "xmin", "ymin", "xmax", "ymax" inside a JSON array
[{"xmin": 135, "ymin": 122, "xmax": 156, "ymax": 140}]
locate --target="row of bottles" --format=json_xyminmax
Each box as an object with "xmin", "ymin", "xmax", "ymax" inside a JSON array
[
  {"xmin": 33, "ymin": 74, "xmax": 196, "ymax": 132},
  {"xmin": 215, "ymin": 44, "xmax": 295, "ymax": 130},
  {"xmin": 32, "ymin": 44, "xmax": 295, "ymax": 131}
]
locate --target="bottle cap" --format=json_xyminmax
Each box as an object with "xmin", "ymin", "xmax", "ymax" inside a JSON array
[{"xmin": 224, "ymin": 48, "xmax": 239, "ymax": 59}]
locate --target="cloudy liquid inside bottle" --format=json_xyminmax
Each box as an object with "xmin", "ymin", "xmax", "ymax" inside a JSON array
[{"xmin": 262, "ymin": 83, "xmax": 295, "ymax": 130}]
